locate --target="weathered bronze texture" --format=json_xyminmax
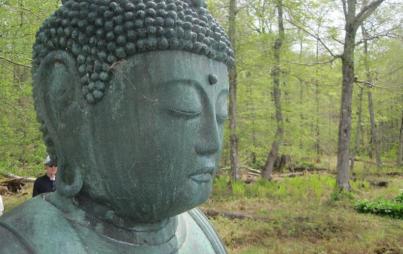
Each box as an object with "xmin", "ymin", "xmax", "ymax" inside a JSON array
[{"xmin": 0, "ymin": 0, "xmax": 232, "ymax": 253}]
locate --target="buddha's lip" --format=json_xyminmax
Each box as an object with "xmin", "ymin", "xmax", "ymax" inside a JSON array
[{"xmin": 189, "ymin": 167, "xmax": 215, "ymax": 183}]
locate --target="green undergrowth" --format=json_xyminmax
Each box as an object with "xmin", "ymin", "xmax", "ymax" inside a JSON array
[
  {"xmin": 214, "ymin": 174, "xmax": 337, "ymax": 201},
  {"xmin": 354, "ymin": 192, "xmax": 403, "ymax": 219},
  {"xmin": 205, "ymin": 166, "xmax": 403, "ymax": 254}
]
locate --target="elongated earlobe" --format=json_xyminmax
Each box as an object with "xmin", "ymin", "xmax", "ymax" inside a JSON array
[
  {"xmin": 33, "ymin": 51, "xmax": 84, "ymax": 197},
  {"xmin": 56, "ymin": 155, "xmax": 83, "ymax": 197}
]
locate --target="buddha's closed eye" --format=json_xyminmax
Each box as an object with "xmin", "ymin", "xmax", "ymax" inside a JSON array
[
  {"xmin": 160, "ymin": 81, "xmax": 202, "ymax": 120},
  {"xmin": 167, "ymin": 107, "xmax": 202, "ymax": 119}
]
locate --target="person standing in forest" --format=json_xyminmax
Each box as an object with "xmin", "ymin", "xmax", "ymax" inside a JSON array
[{"xmin": 32, "ymin": 156, "xmax": 57, "ymax": 197}]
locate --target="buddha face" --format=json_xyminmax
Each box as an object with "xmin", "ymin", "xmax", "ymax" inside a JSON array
[{"xmin": 83, "ymin": 51, "xmax": 229, "ymax": 222}]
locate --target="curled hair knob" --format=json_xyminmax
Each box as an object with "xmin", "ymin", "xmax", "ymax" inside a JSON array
[{"xmin": 192, "ymin": 0, "xmax": 205, "ymax": 8}]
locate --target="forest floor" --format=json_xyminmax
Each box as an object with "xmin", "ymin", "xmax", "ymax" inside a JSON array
[
  {"xmin": 1, "ymin": 161, "xmax": 402, "ymax": 254},
  {"xmin": 203, "ymin": 161, "xmax": 403, "ymax": 254}
]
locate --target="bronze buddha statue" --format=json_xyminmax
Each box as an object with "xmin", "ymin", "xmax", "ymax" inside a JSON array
[{"xmin": 0, "ymin": 0, "xmax": 234, "ymax": 253}]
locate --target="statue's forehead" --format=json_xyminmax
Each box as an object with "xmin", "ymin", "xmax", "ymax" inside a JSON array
[{"xmin": 120, "ymin": 51, "xmax": 228, "ymax": 83}]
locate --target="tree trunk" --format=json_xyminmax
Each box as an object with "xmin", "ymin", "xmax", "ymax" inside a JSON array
[
  {"xmin": 246, "ymin": 76, "xmax": 257, "ymax": 165},
  {"xmin": 262, "ymin": 0, "xmax": 285, "ymax": 180},
  {"xmin": 397, "ymin": 111, "xmax": 403, "ymax": 166},
  {"xmin": 336, "ymin": 0, "xmax": 385, "ymax": 191},
  {"xmin": 299, "ymin": 79, "xmax": 304, "ymax": 150},
  {"xmin": 228, "ymin": 0, "xmax": 239, "ymax": 180},
  {"xmin": 350, "ymin": 86, "xmax": 364, "ymax": 172},
  {"xmin": 298, "ymin": 31, "xmax": 304, "ymax": 150},
  {"xmin": 367, "ymin": 91, "xmax": 382, "ymax": 168},
  {"xmin": 362, "ymin": 24, "xmax": 382, "ymax": 168},
  {"xmin": 336, "ymin": 22, "xmax": 356, "ymax": 191},
  {"xmin": 314, "ymin": 29, "xmax": 321, "ymax": 160}
]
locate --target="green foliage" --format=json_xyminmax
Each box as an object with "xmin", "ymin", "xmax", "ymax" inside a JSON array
[
  {"xmin": 395, "ymin": 192, "xmax": 403, "ymax": 203},
  {"xmin": 232, "ymin": 181, "xmax": 246, "ymax": 197},
  {"xmin": 0, "ymin": 0, "xmax": 60, "ymax": 176},
  {"xmin": 0, "ymin": 0, "xmax": 402, "ymax": 177},
  {"xmin": 214, "ymin": 174, "xmax": 337, "ymax": 202},
  {"xmin": 354, "ymin": 192, "xmax": 403, "ymax": 219},
  {"xmin": 329, "ymin": 190, "xmax": 355, "ymax": 202}
]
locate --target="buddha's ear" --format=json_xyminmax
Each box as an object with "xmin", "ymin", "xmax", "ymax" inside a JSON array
[
  {"xmin": 33, "ymin": 51, "xmax": 81, "ymax": 138},
  {"xmin": 34, "ymin": 51, "xmax": 84, "ymax": 198}
]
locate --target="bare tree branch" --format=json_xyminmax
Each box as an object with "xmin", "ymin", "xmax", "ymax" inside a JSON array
[
  {"xmin": 355, "ymin": 29, "xmax": 399, "ymax": 45},
  {"xmin": 354, "ymin": 0, "xmax": 386, "ymax": 29},
  {"xmin": 287, "ymin": 18, "xmax": 340, "ymax": 58},
  {"xmin": 0, "ymin": 56, "xmax": 32, "ymax": 68},
  {"xmin": 354, "ymin": 78, "xmax": 374, "ymax": 88},
  {"xmin": 341, "ymin": 0, "xmax": 348, "ymax": 19},
  {"xmin": 285, "ymin": 57, "xmax": 339, "ymax": 67},
  {"xmin": 330, "ymin": 34, "xmax": 345, "ymax": 45}
]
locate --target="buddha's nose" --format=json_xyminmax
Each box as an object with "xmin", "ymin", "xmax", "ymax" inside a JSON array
[{"xmin": 195, "ymin": 109, "xmax": 220, "ymax": 155}]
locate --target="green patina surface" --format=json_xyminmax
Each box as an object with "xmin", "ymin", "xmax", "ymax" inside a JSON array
[{"xmin": 0, "ymin": 0, "xmax": 232, "ymax": 253}]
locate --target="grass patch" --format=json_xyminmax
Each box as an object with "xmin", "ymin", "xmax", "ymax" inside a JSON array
[
  {"xmin": 1, "ymin": 182, "xmax": 33, "ymax": 213},
  {"xmin": 205, "ymin": 164, "xmax": 403, "ymax": 253}
]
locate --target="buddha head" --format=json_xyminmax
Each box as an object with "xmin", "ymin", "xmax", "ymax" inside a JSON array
[{"xmin": 32, "ymin": 0, "xmax": 233, "ymax": 223}]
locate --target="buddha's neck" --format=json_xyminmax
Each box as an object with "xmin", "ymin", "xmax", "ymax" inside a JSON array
[{"xmin": 49, "ymin": 193, "xmax": 179, "ymax": 246}]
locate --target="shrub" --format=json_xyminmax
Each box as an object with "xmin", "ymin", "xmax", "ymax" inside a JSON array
[
  {"xmin": 354, "ymin": 192, "xmax": 403, "ymax": 219},
  {"xmin": 329, "ymin": 189, "xmax": 355, "ymax": 202},
  {"xmin": 394, "ymin": 191, "xmax": 403, "ymax": 203}
]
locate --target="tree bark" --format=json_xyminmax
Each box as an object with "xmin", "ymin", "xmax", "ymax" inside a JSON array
[
  {"xmin": 336, "ymin": 0, "xmax": 385, "ymax": 191},
  {"xmin": 397, "ymin": 111, "xmax": 403, "ymax": 167},
  {"xmin": 362, "ymin": 24, "xmax": 382, "ymax": 168},
  {"xmin": 367, "ymin": 91, "xmax": 382, "ymax": 167},
  {"xmin": 246, "ymin": 76, "xmax": 257, "ymax": 165},
  {"xmin": 298, "ymin": 30, "xmax": 304, "ymax": 150},
  {"xmin": 336, "ymin": 20, "xmax": 356, "ymax": 191},
  {"xmin": 350, "ymin": 86, "xmax": 364, "ymax": 172},
  {"xmin": 262, "ymin": 0, "xmax": 285, "ymax": 180},
  {"xmin": 314, "ymin": 26, "xmax": 321, "ymax": 160},
  {"xmin": 228, "ymin": 0, "xmax": 239, "ymax": 180}
]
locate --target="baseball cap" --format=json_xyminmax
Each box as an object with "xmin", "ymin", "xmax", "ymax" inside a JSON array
[{"xmin": 43, "ymin": 155, "xmax": 55, "ymax": 166}]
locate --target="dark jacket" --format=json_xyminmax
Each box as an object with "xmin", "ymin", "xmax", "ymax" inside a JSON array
[{"xmin": 32, "ymin": 175, "xmax": 56, "ymax": 197}]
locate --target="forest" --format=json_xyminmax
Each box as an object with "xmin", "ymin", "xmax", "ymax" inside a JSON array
[{"xmin": 0, "ymin": 0, "xmax": 402, "ymax": 253}]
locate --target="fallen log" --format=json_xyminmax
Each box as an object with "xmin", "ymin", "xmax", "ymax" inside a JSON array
[
  {"xmin": 368, "ymin": 180, "xmax": 388, "ymax": 187},
  {"xmin": 201, "ymin": 208, "xmax": 270, "ymax": 222},
  {"xmin": 0, "ymin": 172, "xmax": 36, "ymax": 182},
  {"xmin": 353, "ymin": 158, "xmax": 396, "ymax": 167},
  {"xmin": 292, "ymin": 166, "xmax": 328, "ymax": 172},
  {"xmin": 1, "ymin": 178, "xmax": 25, "ymax": 193},
  {"xmin": 0, "ymin": 172, "xmax": 36, "ymax": 194},
  {"xmin": 202, "ymin": 208, "xmax": 253, "ymax": 220}
]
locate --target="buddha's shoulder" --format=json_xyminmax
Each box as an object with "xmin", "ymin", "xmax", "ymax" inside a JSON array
[
  {"xmin": 0, "ymin": 194, "xmax": 72, "ymax": 231},
  {"xmin": 180, "ymin": 208, "xmax": 227, "ymax": 254},
  {"xmin": 1, "ymin": 195, "xmax": 55, "ymax": 221},
  {"xmin": 0, "ymin": 195, "xmax": 85, "ymax": 253}
]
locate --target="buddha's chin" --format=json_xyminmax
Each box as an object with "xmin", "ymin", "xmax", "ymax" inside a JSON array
[{"xmin": 110, "ymin": 188, "xmax": 212, "ymax": 223}]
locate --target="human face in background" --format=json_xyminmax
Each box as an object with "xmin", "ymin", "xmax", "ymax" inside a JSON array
[{"xmin": 46, "ymin": 165, "xmax": 57, "ymax": 179}]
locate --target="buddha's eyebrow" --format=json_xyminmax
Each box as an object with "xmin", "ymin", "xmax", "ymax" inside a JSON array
[{"xmin": 161, "ymin": 79, "xmax": 202, "ymax": 90}]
